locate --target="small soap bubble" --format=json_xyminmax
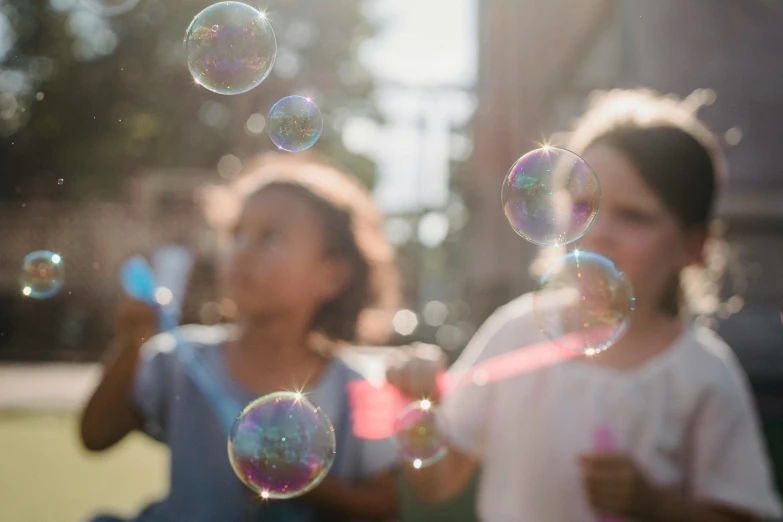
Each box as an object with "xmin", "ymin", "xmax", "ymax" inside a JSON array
[
  {"xmin": 20, "ymin": 250, "xmax": 64, "ymax": 299},
  {"xmin": 267, "ymin": 95, "xmax": 323, "ymax": 152},
  {"xmin": 228, "ymin": 392, "xmax": 335, "ymax": 499},
  {"xmin": 533, "ymin": 250, "xmax": 634, "ymax": 354},
  {"xmin": 57, "ymin": 178, "xmax": 64, "ymax": 185},
  {"xmin": 185, "ymin": 2, "xmax": 277, "ymax": 95},
  {"xmin": 395, "ymin": 400, "xmax": 447, "ymax": 468},
  {"xmin": 501, "ymin": 147, "xmax": 600, "ymax": 247}
]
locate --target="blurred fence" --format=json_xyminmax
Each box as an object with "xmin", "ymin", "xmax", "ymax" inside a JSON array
[{"xmin": 0, "ymin": 199, "xmax": 211, "ymax": 361}]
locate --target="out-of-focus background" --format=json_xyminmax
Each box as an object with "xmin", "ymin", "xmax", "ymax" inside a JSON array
[{"xmin": 1, "ymin": 0, "xmax": 782, "ymax": 520}]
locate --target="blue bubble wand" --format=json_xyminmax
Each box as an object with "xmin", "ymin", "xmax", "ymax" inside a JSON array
[{"xmin": 119, "ymin": 256, "xmax": 241, "ymax": 434}]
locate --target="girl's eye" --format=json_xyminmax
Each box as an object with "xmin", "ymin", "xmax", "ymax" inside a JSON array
[
  {"xmin": 231, "ymin": 227, "xmax": 284, "ymax": 249},
  {"xmin": 618, "ymin": 208, "xmax": 655, "ymax": 224},
  {"xmin": 260, "ymin": 230, "xmax": 283, "ymax": 246},
  {"xmin": 232, "ymin": 230, "xmax": 248, "ymax": 248}
]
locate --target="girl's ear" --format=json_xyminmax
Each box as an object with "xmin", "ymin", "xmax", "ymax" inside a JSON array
[
  {"xmin": 320, "ymin": 258, "xmax": 352, "ymax": 300},
  {"xmin": 682, "ymin": 226, "xmax": 708, "ymax": 267}
]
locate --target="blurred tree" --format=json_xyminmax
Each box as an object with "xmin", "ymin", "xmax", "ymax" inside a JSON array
[{"xmin": 0, "ymin": 0, "xmax": 380, "ymax": 201}]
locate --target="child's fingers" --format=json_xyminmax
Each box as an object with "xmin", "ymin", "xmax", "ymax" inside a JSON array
[
  {"xmin": 116, "ymin": 297, "xmax": 159, "ymax": 343},
  {"xmin": 117, "ymin": 296, "xmax": 156, "ymax": 316},
  {"xmin": 581, "ymin": 453, "xmax": 653, "ymax": 518},
  {"xmin": 579, "ymin": 452, "xmax": 633, "ymax": 470},
  {"xmin": 411, "ymin": 342, "xmax": 447, "ymax": 363},
  {"xmin": 384, "ymin": 344, "xmax": 445, "ymax": 399},
  {"xmin": 581, "ymin": 464, "xmax": 631, "ymax": 514}
]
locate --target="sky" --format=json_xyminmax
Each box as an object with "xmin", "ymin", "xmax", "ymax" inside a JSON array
[{"xmin": 347, "ymin": 0, "xmax": 477, "ymax": 213}]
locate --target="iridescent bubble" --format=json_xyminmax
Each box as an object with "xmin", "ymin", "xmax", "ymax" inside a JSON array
[
  {"xmin": 533, "ymin": 250, "xmax": 634, "ymax": 354},
  {"xmin": 20, "ymin": 250, "xmax": 64, "ymax": 299},
  {"xmin": 395, "ymin": 400, "xmax": 446, "ymax": 468},
  {"xmin": 228, "ymin": 392, "xmax": 335, "ymax": 499},
  {"xmin": 185, "ymin": 2, "xmax": 277, "ymax": 95},
  {"xmin": 501, "ymin": 147, "xmax": 600, "ymax": 247},
  {"xmin": 267, "ymin": 95, "xmax": 323, "ymax": 152}
]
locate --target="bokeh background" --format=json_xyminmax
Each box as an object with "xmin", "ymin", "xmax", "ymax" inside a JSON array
[{"xmin": 1, "ymin": 0, "xmax": 782, "ymax": 520}]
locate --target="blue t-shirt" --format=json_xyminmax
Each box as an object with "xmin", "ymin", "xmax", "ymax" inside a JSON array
[{"xmin": 120, "ymin": 325, "xmax": 397, "ymax": 522}]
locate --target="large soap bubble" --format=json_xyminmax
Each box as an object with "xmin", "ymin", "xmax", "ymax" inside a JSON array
[
  {"xmin": 533, "ymin": 250, "xmax": 634, "ymax": 355},
  {"xmin": 185, "ymin": 2, "xmax": 277, "ymax": 95},
  {"xmin": 502, "ymin": 147, "xmax": 600, "ymax": 247},
  {"xmin": 228, "ymin": 392, "xmax": 336, "ymax": 499}
]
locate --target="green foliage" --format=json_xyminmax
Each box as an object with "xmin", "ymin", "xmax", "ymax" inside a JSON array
[{"xmin": 0, "ymin": 0, "xmax": 379, "ymax": 200}]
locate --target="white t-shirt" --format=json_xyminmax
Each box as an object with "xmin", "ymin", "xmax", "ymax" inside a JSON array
[{"xmin": 441, "ymin": 293, "xmax": 782, "ymax": 522}]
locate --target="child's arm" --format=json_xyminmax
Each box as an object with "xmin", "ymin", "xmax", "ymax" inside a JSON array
[
  {"xmin": 305, "ymin": 472, "xmax": 398, "ymax": 520},
  {"xmin": 80, "ymin": 299, "xmax": 157, "ymax": 451},
  {"xmin": 400, "ymin": 447, "xmax": 478, "ymax": 503},
  {"xmin": 386, "ymin": 343, "xmax": 484, "ymax": 503}
]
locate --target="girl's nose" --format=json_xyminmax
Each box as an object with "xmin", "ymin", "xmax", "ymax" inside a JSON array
[{"xmin": 579, "ymin": 213, "xmax": 614, "ymax": 258}]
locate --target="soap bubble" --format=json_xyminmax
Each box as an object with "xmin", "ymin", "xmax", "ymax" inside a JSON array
[
  {"xmin": 501, "ymin": 147, "xmax": 600, "ymax": 247},
  {"xmin": 533, "ymin": 250, "xmax": 634, "ymax": 354},
  {"xmin": 395, "ymin": 399, "xmax": 446, "ymax": 468},
  {"xmin": 185, "ymin": 2, "xmax": 277, "ymax": 95},
  {"xmin": 228, "ymin": 392, "xmax": 336, "ymax": 499},
  {"xmin": 20, "ymin": 250, "xmax": 64, "ymax": 299},
  {"xmin": 267, "ymin": 95, "xmax": 323, "ymax": 152}
]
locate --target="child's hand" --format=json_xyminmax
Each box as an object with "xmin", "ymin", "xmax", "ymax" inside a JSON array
[
  {"xmin": 385, "ymin": 343, "xmax": 446, "ymax": 400},
  {"xmin": 115, "ymin": 297, "xmax": 158, "ymax": 347},
  {"xmin": 579, "ymin": 453, "xmax": 660, "ymax": 518}
]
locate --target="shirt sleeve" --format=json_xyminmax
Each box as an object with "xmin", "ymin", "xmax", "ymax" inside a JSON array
[
  {"xmin": 690, "ymin": 363, "xmax": 783, "ymax": 519},
  {"xmin": 131, "ymin": 332, "xmax": 178, "ymax": 443},
  {"xmin": 438, "ymin": 305, "xmax": 519, "ymax": 458}
]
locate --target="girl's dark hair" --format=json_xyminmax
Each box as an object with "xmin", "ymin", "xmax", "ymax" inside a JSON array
[
  {"xmin": 568, "ymin": 89, "xmax": 725, "ymax": 228},
  {"xmin": 204, "ymin": 153, "xmax": 400, "ymax": 344},
  {"xmin": 567, "ymin": 89, "xmax": 727, "ymax": 315}
]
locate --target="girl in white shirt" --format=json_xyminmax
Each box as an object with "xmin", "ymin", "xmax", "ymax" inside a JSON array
[{"xmin": 388, "ymin": 89, "xmax": 782, "ymax": 522}]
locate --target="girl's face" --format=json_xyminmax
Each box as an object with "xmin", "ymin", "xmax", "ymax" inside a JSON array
[
  {"xmin": 221, "ymin": 187, "xmax": 349, "ymax": 320},
  {"xmin": 578, "ymin": 144, "xmax": 705, "ymax": 319}
]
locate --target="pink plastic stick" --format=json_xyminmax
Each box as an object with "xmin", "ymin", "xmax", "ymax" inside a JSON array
[{"xmin": 347, "ymin": 329, "xmax": 622, "ymax": 439}]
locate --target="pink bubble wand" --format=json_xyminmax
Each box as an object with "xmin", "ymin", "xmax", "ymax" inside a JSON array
[{"xmin": 346, "ymin": 327, "xmax": 616, "ymax": 440}]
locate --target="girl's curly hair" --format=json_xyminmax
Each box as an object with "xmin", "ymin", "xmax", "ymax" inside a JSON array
[{"xmin": 203, "ymin": 153, "xmax": 400, "ymax": 344}]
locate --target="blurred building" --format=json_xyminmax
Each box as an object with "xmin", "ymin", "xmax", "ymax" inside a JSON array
[
  {"xmin": 463, "ymin": 0, "xmax": 783, "ymax": 379},
  {"xmin": 0, "ymin": 169, "xmax": 214, "ymax": 361},
  {"xmin": 0, "ymin": 165, "xmax": 467, "ymax": 359}
]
